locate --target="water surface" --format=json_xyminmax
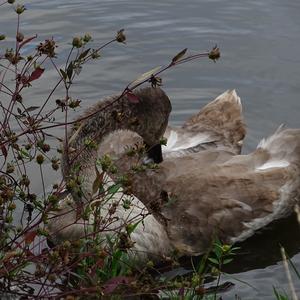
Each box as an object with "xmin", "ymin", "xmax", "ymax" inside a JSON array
[{"xmin": 1, "ymin": 1, "xmax": 300, "ymax": 298}]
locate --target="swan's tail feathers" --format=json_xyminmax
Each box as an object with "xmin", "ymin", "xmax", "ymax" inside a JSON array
[
  {"xmin": 257, "ymin": 127, "xmax": 300, "ymax": 166},
  {"xmin": 182, "ymin": 89, "xmax": 246, "ymax": 154}
]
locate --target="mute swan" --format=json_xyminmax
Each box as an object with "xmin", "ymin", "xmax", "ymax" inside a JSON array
[{"xmin": 47, "ymin": 87, "xmax": 300, "ymax": 263}]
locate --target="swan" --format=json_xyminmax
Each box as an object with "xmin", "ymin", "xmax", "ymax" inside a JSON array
[
  {"xmin": 48, "ymin": 87, "xmax": 243, "ymax": 260},
  {"xmin": 47, "ymin": 88, "xmax": 244, "ymax": 259},
  {"xmin": 47, "ymin": 86, "xmax": 300, "ymax": 263}
]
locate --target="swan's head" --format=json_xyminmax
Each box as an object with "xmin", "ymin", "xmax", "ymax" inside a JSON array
[{"xmin": 124, "ymin": 87, "xmax": 172, "ymax": 146}]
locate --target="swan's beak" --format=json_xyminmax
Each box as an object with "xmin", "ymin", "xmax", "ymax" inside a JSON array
[{"xmin": 144, "ymin": 143, "xmax": 163, "ymax": 164}]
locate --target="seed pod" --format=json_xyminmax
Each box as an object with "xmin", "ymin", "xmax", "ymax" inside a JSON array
[
  {"xmin": 36, "ymin": 154, "xmax": 44, "ymax": 164},
  {"xmin": 41, "ymin": 143, "xmax": 50, "ymax": 152},
  {"xmin": 16, "ymin": 32, "xmax": 24, "ymax": 42},
  {"xmin": 116, "ymin": 29, "xmax": 126, "ymax": 43},
  {"xmin": 15, "ymin": 4, "xmax": 26, "ymax": 15},
  {"xmin": 72, "ymin": 36, "xmax": 82, "ymax": 48}
]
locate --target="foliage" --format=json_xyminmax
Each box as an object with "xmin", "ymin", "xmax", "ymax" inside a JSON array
[{"xmin": 0, "ymin": 1, "xmax": 220, "ymax": 298}]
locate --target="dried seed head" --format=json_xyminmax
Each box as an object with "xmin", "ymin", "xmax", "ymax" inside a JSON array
[
  {"xmin": 6, "ymin": 164, "xmax": 15, "ymax": 174},
  {"xmin": 36, "ymin": 154, "xmax": 44, "ymax": 164},
  {"xmin": 16, "ymin": 32, "xmax": 24, "ymax": 42},
  {"xmin": 72, "ymin": 36, "xmax": 82, "ymax": 48},
  {"xmin": 41, "ymin": 143, "xmax": 50, "ymax": 152},
  {"xmin": 83, "ymin": 33, "xmax": 92, "ymax": 43},
  {"xmin": 116, "ymin": 29, "xmax": 126, "ymax": 43},
  {"xmin": 8, "ymin": 202, "xmax": 16, "ymax": 211},
  {"xmin": 37, "ymin": 39, "xmax": 57, "ymax": 57},
  {"xmin": 15, "ymin": 4, "xmax": 26, "ymax": 14},
  {"xmin": 208, "ymin": 45, "xmax": 220, "ymax": 62}
]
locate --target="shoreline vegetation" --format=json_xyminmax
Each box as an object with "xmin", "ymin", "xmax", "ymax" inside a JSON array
[{"xmin": 0, "ymin": 1, "xmax": 299, "ymax": 299}]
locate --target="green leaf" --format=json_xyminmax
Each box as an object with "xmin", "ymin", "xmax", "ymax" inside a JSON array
[
  {"xmin": 208, "ymin": 257, "xmax": 219, "ymax": 265},
  {"xmin": 67, "ymin": 62, "xmax": 73, "ymax": 80},
  {"xmin": 111, "ymin": 249, "xmax": 123, "ymax": 276},
  {"xmin": 273, "ymin": 286, "xmax": 289, "ymax": 300},
  {"xmin": 19, "ymin": 148, "xmax": 30, "ymax": 159},
  {"xmin": 223, "ymin": 258, "xmax": 233, "ymax": 265},
  {"xmin": 231, "ymin": 246, "xmax": 241, "ymax": 251},
  {"xmin": 78, "ymin": 48, "xmax": 90, "ymax": 60},
  {"xmin": 213, "ymin": 245, "xmax": 223, "ymax": 259},
  {"xmin": 126, "ymin": 220, "xmax": 142, "ymax": 235},
  {"xmin": 60, "ymin": 69, "xmax": 67, "ymax": 80},
  {"xmin": 26, "ymin": 106, "xmax": 40, "ymax": 112},
  {"xmin": 107, "ymin": 183, "xmax": 121, "ymax": 195},
  {"xmin": 130, "ymin": 66, "xmax": 162, "ymax": 86},
  {"xmin": 92, "ymin": 166, "xmax": 104, "ymax": 195}
]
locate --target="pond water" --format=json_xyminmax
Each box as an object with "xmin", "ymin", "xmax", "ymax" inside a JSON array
[{"xmin": 1, "ymin": 0, "xmax": 300, "ymax": 298}]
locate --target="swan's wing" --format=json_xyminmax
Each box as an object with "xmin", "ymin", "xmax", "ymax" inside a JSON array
[
  {"xmin": 162, "ymin": 126, "xmax": 221, "ymax": 158},
  {"xmin": 159, "ymin": 147, "xmax": 299, "ymax": 255},
  {"xmin": 181, "ymin": 90, "xmax": 246, "ymax": 154}
]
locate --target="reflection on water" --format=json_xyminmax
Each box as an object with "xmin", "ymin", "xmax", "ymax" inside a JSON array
[
  {"xmin": 198, "ymin": 214, "xmax": 300, "ymax": 298},
  {"xmin": 1, "ymin": 0, "xmax": 300, "ymax": 298},
  {"xmin": 229, "ymin": 213, "xmax": 300, "ymax": 272},
  {"xmin": 171, "ymin": 214, "xmax": 300, "ymax": 299}
]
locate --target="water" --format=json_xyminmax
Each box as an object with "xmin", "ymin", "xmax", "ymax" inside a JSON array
[{"xmin": 1, "ymin": 0, "xmax": 300, "ymax": 298}]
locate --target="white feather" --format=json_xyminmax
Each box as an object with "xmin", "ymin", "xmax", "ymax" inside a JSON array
[
  {"xmin": 257, "ymin": 160, "xmax": 290, "ymax": 170},
  {"xmin": 163, "ymin": 130, "xmax": 210, "ymax": 153}
]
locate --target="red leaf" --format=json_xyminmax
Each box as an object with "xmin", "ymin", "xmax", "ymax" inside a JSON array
[
  {"xmin": 1, "ymin": 145, "xmax": 7, "ymax": 158},
  {"xmin": 103, "ymin": 276, "xmax": 133, "ymax": 295},
  {"xmin": 24, "ymin": 231, "xmax": 37, "ymax": 244},
  {"xmin": 126, "ymin": 90, "xmax": 140, "ymax": 103},
  {"xmin": 29, "ymin": 67, "xmax": 44, "ymax": 82}
]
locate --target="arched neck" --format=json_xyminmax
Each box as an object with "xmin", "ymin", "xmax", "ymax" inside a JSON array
[{"xmin": 61, "ymin": 87, "xmax": 171, "ymax": 203}]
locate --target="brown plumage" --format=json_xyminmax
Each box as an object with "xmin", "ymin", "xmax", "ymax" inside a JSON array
[
  {"xmin": 182, "ymin": 89, "xmax": 245, "ymax": 153},
  {"xmin": 114, "ymin": 126, "xmax": 300, "ymax": 256},
  {"xmin": 48, "ymin": 86, "xmax": 300, "ymax": 263},
  {"xmin": 163, "ymin": 89, "xmax": 245, "ymax": 156},
  {"xmin": 61, "ymin": 87, "xmax": 171, "ymax": 203}
]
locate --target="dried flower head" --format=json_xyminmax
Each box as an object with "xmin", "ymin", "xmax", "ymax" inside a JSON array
[
  {"xmin": 149, "ymin": 74, "xmax": 162, "ymax": 88},
  {"xmin": 116, "ymin": 29, "xmax": 126, "ymax": 43},
  {"xmin": 208, "ymin": 45, "xmax": 221, "ymax": 62},
  {"xmin": 37, "ymin": 39, "xmax": 57, "ymax": 57},
  {"xmin": 15, "ymin": 4, "xmax": 26, "ymax": 14}
]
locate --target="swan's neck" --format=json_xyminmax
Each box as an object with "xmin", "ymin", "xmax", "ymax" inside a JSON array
[
  {"xmin": 62, "ymin": 87, "xmax": 171, "ymax": 204},
  {"xmin": 63, "ymin": 95, "xmax": 140, "ymax": 202}
]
